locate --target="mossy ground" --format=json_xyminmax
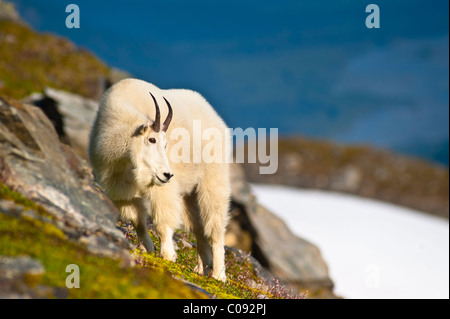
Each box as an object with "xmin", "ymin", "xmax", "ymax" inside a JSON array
[
  {"xmin": 123, "ymin": 223, "xmax": 305, "ymax": 299},
  {"xmin": 0, "ymin": 181, "xmax": 303, "ymax": 299},
  {"xmin": 0, "ymin": 20, "xmax": 110, "ymax": 99},
  {"xmin": 0, "ymin": 182, "xmax": 205, "ymax": 298}
]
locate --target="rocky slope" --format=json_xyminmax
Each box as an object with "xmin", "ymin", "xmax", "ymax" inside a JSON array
[
  {"xmin": 0, "ymin": 96, "xmax": 206, "ymax": 298},
  {"xmin": 0, "ymin": 12, "xmax": 129, "ymax": 100},
  {"xmin": 0, "ymin": 3, "xmax": 335, "ymax": 297},
  {"xmin": 242, "ymin": 138, "xmax": 449, "ymax": 219},
  {"xmin": 0, "ymin": 95, "xmax": 330, "ymax": 298},
  {"xmin": 0, "ymin": 95, "xmax": 130, "ymax": 259},
  {"xmin": 2, "ymin": 2, "xmax": 447, "ymax": 299},
  {"xmin": 19, "ymin": 88, "xmax": 335, "ymax": 298}
]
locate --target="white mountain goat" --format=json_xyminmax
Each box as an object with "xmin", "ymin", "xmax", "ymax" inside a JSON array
[{"xmin": 88, "ymin": 78, "xmax": 230, "ymax": 281}]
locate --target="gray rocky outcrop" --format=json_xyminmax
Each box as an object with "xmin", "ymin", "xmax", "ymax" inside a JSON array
[
  {"xmin": 0, "ymin": 0, "xmax": 23, "ymax": 23},
  {"xmin": 0, "ymin": 96, "xmax": 131, "ymax": 261},
  {"xmin": 0, "ymin": 255, "xmax": 68, "ymax": 298},
  {"xmin": 229, "ymin": 163, "xmax": 335, "ymax": 297}
]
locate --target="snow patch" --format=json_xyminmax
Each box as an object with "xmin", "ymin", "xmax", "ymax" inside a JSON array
[{"xmin": 251, "ymin": 184, "xmax": 449, "ymax": 299}]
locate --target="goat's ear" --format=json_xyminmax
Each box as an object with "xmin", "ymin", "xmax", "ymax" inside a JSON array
[{"xmin": 133, "ymin": 124, "xmax": 148, "ymax": 136}]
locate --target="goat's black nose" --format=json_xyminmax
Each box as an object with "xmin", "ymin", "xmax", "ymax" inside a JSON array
[{"xmin": 164, "ymin": 172, "xmax": 173, "ymax": 181}]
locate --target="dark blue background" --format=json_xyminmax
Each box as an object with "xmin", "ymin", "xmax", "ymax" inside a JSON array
[{"xmin": 11, "ymin": 0, "xmax": 449, "ymax": 165}]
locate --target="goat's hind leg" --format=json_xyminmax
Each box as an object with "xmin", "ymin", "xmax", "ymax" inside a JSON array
[{"xmin": 196, "ymin": 179, "xmax": 230, "ymax": 282}]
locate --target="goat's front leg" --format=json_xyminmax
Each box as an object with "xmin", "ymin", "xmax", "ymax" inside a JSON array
[
  {"xmin": 156, "ymin": 224, "xmax": 177, "ymax": 261},
  {"xmin": 133, "ymin": 219, "xmax": 155, "ymax": 253},
  {"xmin": 147, "ymin": 182, "xmax": 181, "ymax": 262}
]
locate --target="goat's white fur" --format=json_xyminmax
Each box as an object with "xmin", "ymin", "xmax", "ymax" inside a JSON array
[{"xmin": 88, "ymin": 78, "xmax": 230, "ymax": 281}]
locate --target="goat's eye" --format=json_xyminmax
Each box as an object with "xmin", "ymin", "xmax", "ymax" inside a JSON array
[{"xmin": 149, "ymin": 138, "xmax": 156, "ymax": 144}]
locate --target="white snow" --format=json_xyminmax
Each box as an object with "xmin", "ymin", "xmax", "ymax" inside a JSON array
[{"xmin": 251, "ymin": 184, "xmax": 449, "ymax": 299}]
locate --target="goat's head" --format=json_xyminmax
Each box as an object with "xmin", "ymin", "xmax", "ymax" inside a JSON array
[{"xmin": 132, "ymin": 92, "xmax": 173, "ymax": 186}]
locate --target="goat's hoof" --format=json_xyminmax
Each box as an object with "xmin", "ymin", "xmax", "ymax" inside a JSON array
[
  {"xmin": 212, "ymin": 272, "xmax": 227, "ymax": 283},
  {"xmin": 162, "ymin": 250, "xmax": 177, "ymax": 262},
  {"xmin": 142, "ymin": 242, "xmax": 156, "ymax": 254},
  {"xmin": 193, "ymin": 263, "xmax": 204, "ymax": 274}
]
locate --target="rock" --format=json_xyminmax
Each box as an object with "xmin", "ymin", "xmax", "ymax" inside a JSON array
[
  {"xmin": 176, "ymin": 278, "xmax": 215, "ymax": 299},
  {"xmin": 0, "ymin": 255, "xmax": 44, "ymax": 279},
  {"xmin": 242, "ymin": 137, "xmax": 449, "ymax": 219},
  {"xmin": 43, "ymin": 87, "xmax": 98, "ymax": 158},
  {"xmin": 229, "ymin": 163, "xmax": 335, "ymax": 297},
  {"xmin": 0, "ymin": 96, "xmax": 131, "ymax": 261},
  {"xmin": 249, "ymin": 204, "xmax": 333, "ymax": 290},
  {"xmin": 24, "ymin": 87, "xmax": 99, "ymax": 158},
  {"xmin": 24, "ymin": 83, "xmax": 130, "ymax": 159},
  {"xmin": 0, "ymin": 0, "xmax": 23, "ymax": 23},
  {"xmin": 225, "ymin": 246, "xmax": 279, "ymax": 290},
  {"xmin": 330, "ymin": 166, "xmax": 362, "ymax": 192},
  {"xmin": 283, "ymin": 152, "xmax": 303, "ymax": 176},
  {"xmin": 0, "ymin": 255, "xmax": 68, "ymax": 298}
]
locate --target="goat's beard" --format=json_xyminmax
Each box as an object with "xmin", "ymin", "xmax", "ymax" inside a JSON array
[{"xmin": 132, "ymin": 167, "xmax": 158, "ymax": 189}]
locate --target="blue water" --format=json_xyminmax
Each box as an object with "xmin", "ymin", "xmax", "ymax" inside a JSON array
[{"xmin": 11, "ymin": 0, "xmax": 449, "ymax": 165}]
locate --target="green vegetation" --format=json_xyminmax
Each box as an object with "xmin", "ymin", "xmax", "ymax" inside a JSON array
[
  {"xmin": 0, "ymin": 15, "xmax": 307, "ymax": 299},
  {"xmin": 0, "ymin": 213, "xmax": 207, "ymax": 298},
  {"xmin": 122, "ymin": 224, "xmax": 297, "ymax": 299},
  {"xmin": 0, "ymin": 179, "xmax": 50, "ymax": 218},
  {"xmin": 1, "ymin": 181, "xmax": 301, "ymax": 299},
  {"xmin": 0, "ymin": 20, "xmax": 110, "ymax": 99},
  {"xmin": 0, "ymin": 181, "xmax": 204, "ymax": 298}
]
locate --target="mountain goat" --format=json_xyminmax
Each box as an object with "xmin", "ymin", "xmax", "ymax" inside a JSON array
[{"xmin": 88, "ymin": 78, "xmax": 230, "ymax": 281}]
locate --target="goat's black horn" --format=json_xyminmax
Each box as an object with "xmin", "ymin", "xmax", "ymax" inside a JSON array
[
  {"xmin": 162, "ymin": 97, "xmax": 173, "ymax": 132},
  {"xmin": 149, "ymin": 92, "xmax": 160, "ymax": 132}
]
